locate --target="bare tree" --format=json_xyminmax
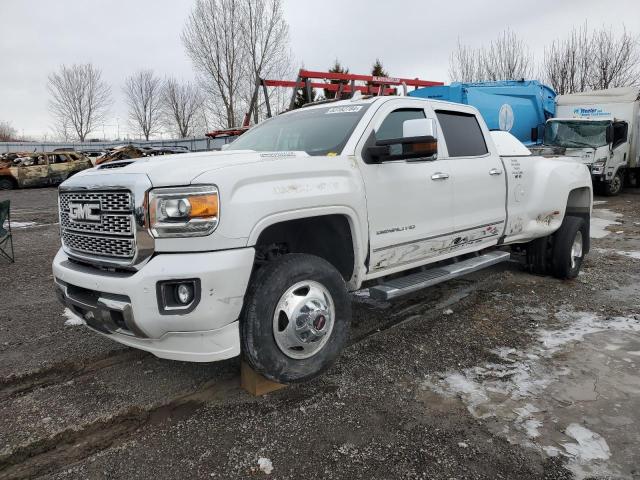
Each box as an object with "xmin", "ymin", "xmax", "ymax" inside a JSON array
[
  {"xmin": 48, "ymin": 63, "xmax": 111, "ymax": 142},
  {"xmin": 541, "ymin": 23, "xmax": 593, "ymax": 95},
  {"xmin": 240, "ymin": 0, "xmax": 291, "ymax": 123},
  {"xmin": 449, "ymin": 39, "xmax": 481, "ymax": 82},
  {"xmin": 162, "ymin": 78, "xmax": 203, "ymax": 138},
  {"xmin": 591, "ymin": 26, "xmax": 640, "ymax": 90},
  {"xmin": 0, "ymin": 121, "xmax": 17, "ymax": 142},
  {"xmin": 449, "ymin": 30, "xmax": 533, "ymax": 82},
  {"xmin": 182, "ymin": 0, "xmax": 293, "ymax": 129},
  {"xmin": 480, "ymin": 30, "xmax": 533, "ymax": 81},
  {"xmin": 182, "ymin": 0, "xmax": 245, "ymax": 128},
  {"xmin": 123, "ymin": 70, "xmax": 163, "ymax": 140}
]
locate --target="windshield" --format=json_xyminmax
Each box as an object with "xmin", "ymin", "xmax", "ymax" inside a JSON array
[
  {"xmin": 227, "ymin": 104, "xmax": 370, "ymax": 156},
  {"xmin": 544, "ymin": 120, "xmax": 610, "ymax": 148}
]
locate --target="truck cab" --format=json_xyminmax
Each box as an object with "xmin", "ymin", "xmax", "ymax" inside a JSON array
[{"xmin": 534, "ymin": 87, "xmax": 640, "ymax": 196}]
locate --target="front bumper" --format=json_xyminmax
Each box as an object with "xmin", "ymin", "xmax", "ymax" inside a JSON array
[{"xmin": 52, "ymin": 248, "xmax": 255, "ymax": 362}]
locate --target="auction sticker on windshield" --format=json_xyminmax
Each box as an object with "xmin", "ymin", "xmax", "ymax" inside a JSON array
[{"xmin": 326, "ymin": 106, "xmax": 364, "ymax": 114}]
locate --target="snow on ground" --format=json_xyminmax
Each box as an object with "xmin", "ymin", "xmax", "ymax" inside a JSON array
[
  {"xmin": 62, "ymin": 308, "xmax": 84, "ymax": 326},
  {"xmin": 4, "ymin": 221, "xmax": 37, "ymax": 229},
  {"xmin": 590, "ymin": 209, "xmax": 622, "ymax": 239},
  {"xmin": 423, "ymin": 310, "xmax": 640, "ymax": 479},
  {"xmin": 257, "ymin": 457, "xmax": 273, "ymax": 474},
  {"xmin": 563, "ymin": 423, "xmax": 611, "ymax": 461},
  {"xmin": 593, "ymin": 247, "xmax": 640, "ymax": 260}
]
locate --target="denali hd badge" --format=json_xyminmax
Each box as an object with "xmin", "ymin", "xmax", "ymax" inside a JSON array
[{"xmin": 68, "ymin": 202, "xmax": 101, "ymax": 222}]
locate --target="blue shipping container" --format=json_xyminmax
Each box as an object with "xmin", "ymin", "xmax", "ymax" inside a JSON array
[{"xmin": 409, "ymin": 80, "xmax": 556, "ymax": 145}]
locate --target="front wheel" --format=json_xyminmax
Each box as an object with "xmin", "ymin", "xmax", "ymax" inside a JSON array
[
  {"xmin": 604, "ymin": 170, "xmax": 623, "ymax": 196},
  {"xmin": 240, "ymin": 253, "xmax": 351, "ymax": 384}
]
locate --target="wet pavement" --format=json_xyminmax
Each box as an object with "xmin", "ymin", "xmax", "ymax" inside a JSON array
[{"xmin": 1, "ymin": 187, "xmax": 639, "ymax": 479}]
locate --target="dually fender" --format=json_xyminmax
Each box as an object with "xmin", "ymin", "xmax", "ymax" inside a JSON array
[{"xmin": 503, "ymin": 158, "xmax": 592, "ymax": 244}]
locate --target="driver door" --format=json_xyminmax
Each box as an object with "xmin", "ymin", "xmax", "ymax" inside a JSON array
[{"xmin": 356, "ymin": 100, "xmax": 455, "ymax": 275}]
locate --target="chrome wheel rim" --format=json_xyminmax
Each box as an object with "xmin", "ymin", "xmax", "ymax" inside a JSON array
[
  {"xmin": 272, "ymin": 280, "xmax": 335, "ymax": 359},
  {"xmin": 571, "ymin": 230, "xmax": 583, "ymax": 270}
]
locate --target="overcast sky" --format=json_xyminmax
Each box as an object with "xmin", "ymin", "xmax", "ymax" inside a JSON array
[{"xmin": 1, "ymin": 0, "xmax": 639, "ymax": 140}]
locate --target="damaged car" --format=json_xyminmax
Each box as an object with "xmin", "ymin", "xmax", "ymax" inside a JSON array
[{"xmin": 0, "ymin": 151, "xmax": 92, "ymax": 189}]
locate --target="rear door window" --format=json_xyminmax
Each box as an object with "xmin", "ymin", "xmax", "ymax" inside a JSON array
[{"xmin": 436, "ymin": 111, "xmax": 488, "ymax": 157}]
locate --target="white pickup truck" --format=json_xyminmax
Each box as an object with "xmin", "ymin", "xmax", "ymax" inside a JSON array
[{"xmin": 53, "ymin": 96, "xmax": 592, "ymax": 383}]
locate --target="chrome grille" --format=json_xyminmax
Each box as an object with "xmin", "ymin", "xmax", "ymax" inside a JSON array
[
  {"xmin": 61, "ymin": 231, "xmax": 135, "ymax": 258},
  {"xmin": 59, "ymin": 191, "xmax": 131, "ymax": 213},
  {"xmin": 59, "ymin": 190, "xmax": 136, "ymax": 261},
  {"xmin": 60, "ymin": 212, "xmax": 133, "ymax": 236}
]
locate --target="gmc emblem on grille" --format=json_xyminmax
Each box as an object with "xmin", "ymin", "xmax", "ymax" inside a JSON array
[{"xmin": 68, "ymin": 202, "xmax": 101, "ymax": 223}]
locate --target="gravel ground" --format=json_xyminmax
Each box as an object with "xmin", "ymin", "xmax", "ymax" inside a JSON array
[{"xmin": 1, "ymin": 187, "xmax": 639, "ymax": 479}]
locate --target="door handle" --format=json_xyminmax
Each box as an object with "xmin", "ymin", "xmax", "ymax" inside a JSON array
[
  {"xmin": 489, "ymin": 168, "xmax": 503, "ymax": 176},
  {"xmin": 431, "ymin": 172, "xmax": 450, "ymax": 180}
]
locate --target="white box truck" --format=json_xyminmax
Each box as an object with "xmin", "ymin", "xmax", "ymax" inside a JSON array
[{"xmin": 535, "ymin": 87, "xmax": 639, "ymax": 195}]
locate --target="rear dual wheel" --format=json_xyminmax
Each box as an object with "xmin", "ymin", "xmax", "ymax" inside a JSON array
[{"xmin": 527, "ymin": 215, "xmax": 587, "ymax": 279}]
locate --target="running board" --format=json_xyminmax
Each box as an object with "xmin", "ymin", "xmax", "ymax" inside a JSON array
[{"xmin": 369, "ymin": 251, "xmax": 510, "ymax": 301}]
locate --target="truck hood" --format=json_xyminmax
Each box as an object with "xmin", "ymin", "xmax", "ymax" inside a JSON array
[
  {"xmin": 528, "ymin": 145, "xmax": 607, "ymax": 165},
  {"xmin": 72, "ymin": 150, "xmax": 308, "ymax": 187}
]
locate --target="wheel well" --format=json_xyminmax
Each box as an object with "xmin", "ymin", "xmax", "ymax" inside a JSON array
[
  {"xmin": 566, "ymin": 187, "xmax": 591, "ymax": 253},
  {"xmin": 253, "ymin": 215, "xmax": 355, "ymax": 281}
]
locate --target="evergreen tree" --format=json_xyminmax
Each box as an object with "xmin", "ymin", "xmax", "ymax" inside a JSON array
[
  {"xmin": 368, "ymin": 59, "xmax": 390, "ymax": 94},
  {"xmin": 324, "ymin": 59, "xmax": 349, "ymax": 100},
  {"xmin": 371, "ymin": 58, "xmax": 389, "ymax": 78}
]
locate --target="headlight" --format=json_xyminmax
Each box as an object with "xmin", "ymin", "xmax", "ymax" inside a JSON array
[
  {"xmin": 591, "ymin": 159, "xmax": 606, "ymax": 174},
  {"xmin": 148, "ymin": 185, "xmax": 219, "ymax": 237}
]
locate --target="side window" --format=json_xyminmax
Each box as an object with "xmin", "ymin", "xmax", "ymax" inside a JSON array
[
  {"xmin": 436, "ymin": 111, "xmax": 488, "ymax": 157},
  {"xmin": 377, "ymin": 108, "xmax": 426, "ymax": 155},
  {"xmin": 613, "ymin": 121, "xmax": 628, "ymax": 148}
]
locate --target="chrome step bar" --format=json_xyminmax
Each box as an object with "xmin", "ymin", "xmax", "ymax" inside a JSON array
[{"xmin": 369, "ymin": 251, "xmax": 511, "ymax": 300}]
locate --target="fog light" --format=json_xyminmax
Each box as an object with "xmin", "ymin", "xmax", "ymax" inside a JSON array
[
  {"xmin": 156, "ymin": 279, "xmax": 201, "ymax": 314},
  {"xmin": 176, "ymin": 283, "xmax": 194, "ymax": 305}
]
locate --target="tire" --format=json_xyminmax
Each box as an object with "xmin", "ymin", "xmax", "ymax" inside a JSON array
[
  {"xmin": 604, "ymin": 170, "xmax": 623, "ymax": 196},
  {"xmin": 551, "ymin": 216, "xmax": 587, "ymax": 279},
  {"xmin": 240, "ymin": 253, "xmax": 351, "ymax": 384},
  {"xmin": 0, "ymin": 178, "xmax": 15, "ymax": 190}
]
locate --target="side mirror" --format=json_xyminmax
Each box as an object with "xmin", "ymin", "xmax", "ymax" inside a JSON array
[
  {"xmin": 606, "ymin": 124, "xmax": 614, "ymax": 144},
  {"xmin": 367, "ymin": 118, "xmax": 438, "ymax": 163}
]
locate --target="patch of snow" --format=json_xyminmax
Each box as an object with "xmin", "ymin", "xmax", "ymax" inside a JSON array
[
  {"xmin": 543, "ymin": 446, "xmax": 561, "ymax": 457},
  {"xmin": 627, "ymin": 351, "xmax": 640, "ymax": 356},
  {"xmin": 616, "ymin": 250, "xmax": 640, "ymax": 260},
  {"xmin": 423, "ymin": 311, "xmax": 640, "ymax": 478},
  {"xmin": 563, "ymin": 423, "xmax": 611, "ymax": 461},
  {"xmin": 443, "ymin": 308, "xmax": 454, "ymax": 315},
  {"xmin": 590, "ymin": 209, "xmax": 622, "ymax": 239},
  {"xmin": 6, "ymin": 221, "xmax": 37, "ymax": 229},
  {"xmin": 62, "ymin": 308, "xmax": 84, "ymax": 326},
  {"xmin": 257, "ymin": 458, "xmax": 273, "ymax": 475},
  {"xmin": 457, "ymin": 442, "xmax": 468, "ymax": 448},
  {"xmin": 592, "ymin": 200, "xmax": 607, "ymax": 205}
]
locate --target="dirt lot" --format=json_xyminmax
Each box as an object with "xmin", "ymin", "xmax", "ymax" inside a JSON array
[{"xmin": 1, "ymin": 187, "xmax": 639, "ymax": 480}]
